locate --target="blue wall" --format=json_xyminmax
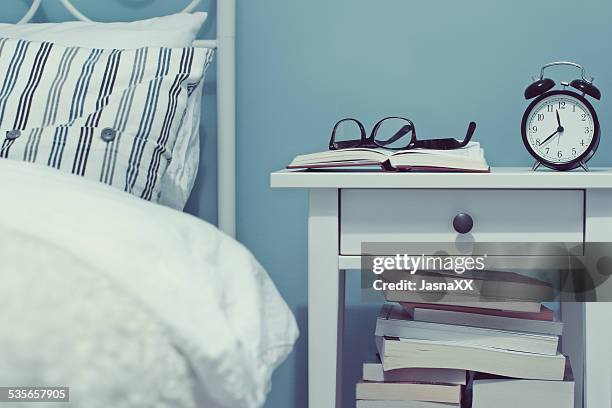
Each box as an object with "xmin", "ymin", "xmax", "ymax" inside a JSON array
[
  {"xmin": 4, "ymin": 1, "xmax": 612, "ymax": 408},
  {"xmin": 236, "ymin": 1, "xmax": 612, "ymax": 407}
]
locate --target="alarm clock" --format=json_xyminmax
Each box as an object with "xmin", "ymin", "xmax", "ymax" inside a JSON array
[{"xmin": 521, "ymin": 61, "xmax": 601, "ymax": 171}]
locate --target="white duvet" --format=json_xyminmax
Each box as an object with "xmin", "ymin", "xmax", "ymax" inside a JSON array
[{"xmin": 0, "ymin": 160, "xmax": 298, "ymax": 408}]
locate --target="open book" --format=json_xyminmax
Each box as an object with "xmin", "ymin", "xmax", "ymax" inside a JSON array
[{"xmin": 288, "ymin": 142, "xmax": 489, "ymax": 172}]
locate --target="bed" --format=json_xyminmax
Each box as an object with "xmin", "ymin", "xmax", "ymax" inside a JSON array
[{"xmin": 0, "ymin": 2, "xmax": 297, "ymax": 408}]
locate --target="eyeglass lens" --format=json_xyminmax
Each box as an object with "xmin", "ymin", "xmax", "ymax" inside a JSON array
[
  {"xmin": 330, "ymin": 118, "xmax": 366, "ymax": 150},
  {"xmin": 372, "ymin": 117, "xmax": 415, "ymax": 150}
]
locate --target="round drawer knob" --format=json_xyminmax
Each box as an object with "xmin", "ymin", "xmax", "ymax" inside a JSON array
[{"xmin": 453, "ymin": 213, "xmax": 473, "ymax": 234}]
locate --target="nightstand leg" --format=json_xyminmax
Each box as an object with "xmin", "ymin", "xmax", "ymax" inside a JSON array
[
  {"xmin": 583, "ymin": 190, "xmax": 612, "ymax": 408},
  {"xmin": 309, "ymin": 189, "xmax": 344, "ymax": 408}
]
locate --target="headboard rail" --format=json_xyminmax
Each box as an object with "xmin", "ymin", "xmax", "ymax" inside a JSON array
[{"xmin": 18, "ymin": 0, "xmax": 202, "ymax": 24}]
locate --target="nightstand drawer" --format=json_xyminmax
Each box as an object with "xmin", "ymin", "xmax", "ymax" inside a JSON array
[{"xmin": 340, "ymin": 189, "xmax": 584, "ymax": 255}]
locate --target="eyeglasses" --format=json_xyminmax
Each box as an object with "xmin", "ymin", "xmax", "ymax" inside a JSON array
[{"xmin": 329, "ymin": 116, "xmax": 477, "ymax": 151}]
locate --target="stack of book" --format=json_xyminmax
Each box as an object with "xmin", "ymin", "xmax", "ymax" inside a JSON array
[{"xmin": 357, "ymin": 298, "xmax": 573, "ymax": 407}]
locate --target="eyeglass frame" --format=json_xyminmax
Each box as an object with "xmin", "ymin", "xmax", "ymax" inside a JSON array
[{"xmin": 329, "ymin": 116, "xmax": 477, "ymax": 151}]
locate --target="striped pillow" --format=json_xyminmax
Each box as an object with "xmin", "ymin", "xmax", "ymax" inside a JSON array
[{"xmin": 0, "ymin": 38, "xmax": 213, "ymax": 201}]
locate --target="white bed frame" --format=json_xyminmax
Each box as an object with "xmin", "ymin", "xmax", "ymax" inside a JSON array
[{"xmin": 17, "ymin": 0, "xmax": 237, "ymax": 237}]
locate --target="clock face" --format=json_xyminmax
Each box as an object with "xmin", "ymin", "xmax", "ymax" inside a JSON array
[{"xmin": 524, "ymin": 91, "xmax": 598, "ymax": 167}]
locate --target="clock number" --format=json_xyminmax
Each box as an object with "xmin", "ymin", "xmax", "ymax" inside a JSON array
[
  {"xmin": 547, "ymin": 104, "xmax": 554, "ymax": 112},
  {"xmin": 532, "ymin": 125, "xmax": 538, "ymax": 133},
  {"xmin": 537, "ymin": 113, "xmax": 545, "ymax": 121},
  {"xmin": 585, "ymin": 126, "xmax": 591, "ymax": 134},
  {"xmin": 535, "ymin": 138, "xmax": 541, "ymax": 146},
  {"xmin": 581, "ymin": 139, "xmax": 586, "ymax": 146},
  {"xmin": 572, "ymin": 147, "xmax": 577, "ymax": 155},
  {"xmin": 545, "ymin": 147, "xmax": 550, "ymax": 154},
  {"xmin": 573, "ymin": 104, "xmax": 576, "ymax": 112},
  {"xmin": 581, "ymin": 113, "xmax": 587, "ymax": 121},
  {"xmin": 558, "ymin": 151, "xmax": 563, "ymax": 158},
  {"xmin": 558, "ymin": 101, "xmax": 566, "ymax": 110}
]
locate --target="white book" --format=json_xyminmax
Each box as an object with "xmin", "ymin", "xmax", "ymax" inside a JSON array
[
  {"xmin": 472, "ymin": 362, "xmax": 574, "ymax": 408},
  {"xmin": 384, "ymin": 270, "xmax": 553, "ymax": 312},
  {"xmin": 288, "ymin": 142, "xmax": 489, "ymax": 172},
  {"xmin": 377, "ymin": 336, "xmax": 566, "ymax": 381},
  {"xmin": 376, "ymin": 304, "xmax": 559, "ymax": 355},
  {"xmin": 389, "ymin": 298, "xmax": 543, "ymax": 313},
  {"xmin": 363, "ymin": 362, "xmax": 466, "ymax": 385},
  {"xmin": 356, "ymin": 400, "xmax": 459, "ymax": 408},
  {"xmin": 412, "ymin": 305, "xmax": 563, "ymax": 336},
  {"xmin": 355, "ymin": 382, "xmax": 461, "ymax": 404}
]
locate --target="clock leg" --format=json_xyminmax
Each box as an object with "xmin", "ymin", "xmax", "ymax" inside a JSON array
[
  {"xmin": 580, "ymin": 161, "xmax": 590, "ymax": 172},
  {"xmin": 532, "ymin": 161, "xmax": 542, "ymax": 171}
]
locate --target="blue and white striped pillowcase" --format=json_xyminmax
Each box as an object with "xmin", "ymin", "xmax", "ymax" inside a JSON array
[{"xmin": 0, "ymin": 38, "xmax": 214, "ymax": 202}]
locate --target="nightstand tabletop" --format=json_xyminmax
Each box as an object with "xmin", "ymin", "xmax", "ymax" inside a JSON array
[{"xmin": 271, "ymin": 167, "xmax": 612, "ymax": 189}]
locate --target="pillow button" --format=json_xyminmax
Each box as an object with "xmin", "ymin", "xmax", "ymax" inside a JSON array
[
  {"xmin": 6, "ymin": 130, "xmax": 21, "ymax": 140},
  {"xmin": 101, "ymin": 128, "xmax": 117, "ymax": 142}
]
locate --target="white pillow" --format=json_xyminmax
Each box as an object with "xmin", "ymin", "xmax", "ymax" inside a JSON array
[
  {"xmin": 0, "ymin": 37, "xmax": 214, "ymax": 202},
  {"xmin": 0, "ymin": 12, "xmax": 207, "ymax": 48},
  {"xmin": 0, "ymin": 12, "xmax": 208, "ymax": 210}
]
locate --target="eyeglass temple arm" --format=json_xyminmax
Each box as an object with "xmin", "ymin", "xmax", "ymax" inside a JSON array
[
  {"xmin": 374, "ymin": 124, "xmax": 414, "ymax": 146},
  {"xmin": 411, "ymin": 121, "xmax": 477, "ymax": 149},
  {"xmin": 458, "ymin": 121, "xmax": 477, "ymax": 147}
]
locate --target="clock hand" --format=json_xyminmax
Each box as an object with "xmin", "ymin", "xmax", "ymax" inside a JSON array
[
  {"xmin": 555, "ymin": 110, "xmax": 564, "ymax": 146},
  {"xmin": 540, "ymin": 129, "xmax": 559, "ymax": 146}
]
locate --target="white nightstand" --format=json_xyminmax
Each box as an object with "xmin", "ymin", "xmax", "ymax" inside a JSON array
[{"xmin": 271, "ymin": 167, "xmax": 612, "ymax": 408}]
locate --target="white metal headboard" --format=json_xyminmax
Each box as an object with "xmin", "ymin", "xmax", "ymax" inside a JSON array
[{"xmin": 17, "ymin": 0, "xmax": 237, "ymax": 237}]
